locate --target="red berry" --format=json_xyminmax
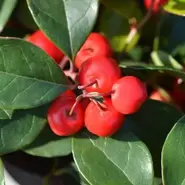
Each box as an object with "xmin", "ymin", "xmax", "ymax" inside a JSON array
[
  {"xmin": 78, "ymin": 56, "xmax": 121, "ymax": 93},
  {"xmin": 171, "ymin": 78, "xmax": 185, "ymax": 108},
  {"xmin": 144, "ymin": 0, "xmax": 168, "ymax": 13},
  {"xmin": 111, "ymin": 76, "xmax": 147, "ymax": 114},
  {"xmin": 85, "ymin": 98, "xmax": 124, "ymax": 137},
  {"xmin": 59, "ymin": 90, "xmax": 76, "ymax": 100},
  {"xmin": 26, "ymin": 30, "xmax": 64, "ymax": 63},
  {"xmin": 47, "ymin": 95, "xmax": 84, "ymax": 136},
  {"xmin": 75, "ymin": 32, "xmax": 113, "ymax": 69},
  {"xmin": 81, "ymin": 98, "xmax": 90, "ymax": 111}
]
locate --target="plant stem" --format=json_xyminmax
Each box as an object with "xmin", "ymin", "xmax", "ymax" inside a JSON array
[{"xmin": 121, "ymin": 0, "xmax": 155, "ymax": 55}]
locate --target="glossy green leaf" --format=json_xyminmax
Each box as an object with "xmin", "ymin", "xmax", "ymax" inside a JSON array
[
  {"xmin": 27, "ymin": 0, "xmax": 99, "ymax": 59},
  {"xmin": 164, "ymin": 0, "xmax": 185, "ymax": 16},
  {"xmin": 72, "ymin": 129, "xmax": 153, "ymax": 185},
  {"xmin": 0, "ymin": 0, "xmax": 18, "ymax": 32},
  {"xmin": 0, "ymin": 104, "xmax": 48, "ymax": 155},
  {"xmin": 0, "ymin": 160, "xmax": 4, "ymax": 185},
  {"xmin": 0, "ymin": 109, "xmax": 13, "ymax": 119},
  {"xmin": 99, "ymin": 7, "xmax": 139, "ymax": 53},
  {"xmin": 128, "ymin": 100, "xmax": 183, "ymax": 176},
  {"xmin": 24, "ymin": 126, "xmax": 71, "ymax": 157},
  {"xmin": 162, "ymin": 115, "xmax": 185, "ymax": 185},
  {"xmin": 100, "ymin": 0, "xmax": 142, "ymax": 20},
  {"xmin": 0, "ymin": 38, "xmax": 70, "ymax": 110},
  {"xmin": 151, "ymin": 50, "xmax": 183, "ymax": 70}
]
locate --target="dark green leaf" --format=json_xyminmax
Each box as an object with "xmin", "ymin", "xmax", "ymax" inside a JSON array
[
  {"xmin": 24, "ymin": 125, "xmax": 71, "ymax": 157},
  {"xmin": 54, "ymin": 163, "xmax": 89, "ymax": 185},
  {"xmin": 0, "ymin": 160, "xmax": 4, "ymax": 185},
  {"xmin": 0, "ymin": 105, "xmax": 48, "ymax": 155},
  {"xmin": 27, "ymin": 0, "xmax": 99, "ymax": 59},
  {"xmin": 99, "ymin": 7, "xmax": 139, "ymax": 53},
  {"xmin": 0, "ymin": 0, "xmax": 18, "ymax": 32},
  {"xmin": 164, "ymin": 0, "xmax": 185, "ymax": 16},
  {"xmin": 151, "ymin": 50, "xmax": 183, "ymax": 70},
  {"xmin": 100, "ymin": 0, "xmax": 142, "ymax": 20},
  {"xmin": 162, "ymin": 115, "xmax": 185, "ymax": 185},
  {"xmin": 128, "ymin": 100, "xmax": 183, "ymax": 176},
  {"xmin": 0, "ymin": 109, "xmax": 13, "ymax": 119},
  {"xmin": 0, "ymin": 38, "xmax": 70, "ymax": 109},
  {"xmin": 158, "ymin": 13, "xmax": 185, "ymax": 53},
  {"xmin": 72, "ymin": 129, "xmax": 153, "ymax": 185},
  {"xmin": 119, "ymin": 61, "xmax": 185, "ymax": 81},
  {"xmin": 16, "ymin": 0, "xmax": 38, "ymax": 31}
]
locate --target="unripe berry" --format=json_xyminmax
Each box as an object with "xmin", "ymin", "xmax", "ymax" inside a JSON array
[
  {"xmin": 26, "ymin": 30, "xmax": 64, "ymax": 63},
  {"xmin": 75, "ymin": 32, "xmax": 113, "ymax": 69},
  {"xmin": 111, "ymin": 76, "xmax": 147, "ymax": 114},
  {"xmin": 85, "ymin": 98, "xmax": 124, "ymax": 137},
  {"xmin": 78, "ymin": 56, "xmax": 121, "ymax": 93}
]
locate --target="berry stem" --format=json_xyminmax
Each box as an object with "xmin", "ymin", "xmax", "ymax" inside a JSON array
[
  {"xmin": 78, "ymin": 79, "xmax": 97, "ymax": 90},
  {"xmin": 69, "ymin": 60, "xmax": 75, "ymax": 73},
  {"xmin": 69, "ymin": 94, "xmax": 84, "ymax": 116},
  {"xmin": 59, "ymin": 56, "xmax": 69, "ymax": 69}
]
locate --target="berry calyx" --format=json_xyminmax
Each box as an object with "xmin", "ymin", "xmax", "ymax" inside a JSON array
[
  {"xmin": 26, "ymin": 30, "xmax": 64, "ymax": 63},
  {"xmin": 144, "ymin": 0, "xmax": 168, "ymax": 13},
  {"xmin": 85, "ymin": 98, "xmax": 124, "ymax": 137},
  {"xmin": 47, "ymin": 94, "xmax": 84, "ymax": 136},
  {"xmin": 75, "ymin": 32, "xmax": 113, "ymax": 69},
  {"xmin": 78, "ymin": 56, "xmax": 121, "ymax": 93},
  {"xmin": 111, "ymin": 76, "xmax": 147, "ymax": 114}
]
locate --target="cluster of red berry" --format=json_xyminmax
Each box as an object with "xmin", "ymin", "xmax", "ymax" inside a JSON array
[{"xmin": 26, "ymin": 31, "xmax": 148, "ymax": 137}]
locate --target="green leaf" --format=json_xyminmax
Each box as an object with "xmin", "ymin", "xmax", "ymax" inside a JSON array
[
  {"xmin": 0, "ymin": 38, "xmax": 70, "ymax": 110},
  {"xmin": 99, "ymin": 7, "xmax": 139, "ymax": 53},
  {"xmin": 23, "ymin": 125, "xmax": 71, "ymax": 158},
  {"xmin": 0, "ymin": 160, "xmax": 4, "ymax": 185},
  {"xmin": 128, "ymin": 100, "xmax": 183, "ymax": 176},
  {"xmin": 27, "ymin": 0, "xmax": 99, "ymax": 59},
  {"xmin": 0, "ymin": 105, "xmax": 48, "ymax": 155},
  {"xmin": 72, "ymin": 129, "xmax": 154, "ymax": 185},
  {"xmin": 0, "ymin": 0, "xmax": 18, "ymax": 32},
  {"xmin": 0, "ymin": 109, "xmax": 13, "ymax": 119},
  {"xmin": 164, "ymin": 0, "xmax": 185, "ymax": 16},
  {"xmin": 100, "ymin": 0, "xmax": 142, "ymax": 20},
  {"xmin": 151, "ymin": 50, "xmax": 183, "ymax": 70},
  {"xmin": 154, "ymin": 177, "xmax": 162, "ymax": 185},
  {"xmin": 162, "ymin": 115, "xmax": 185, "ymax": 185},
  {"xmin": 119, "ymin": 61, "xmax": 185, "ymax": 81}
]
